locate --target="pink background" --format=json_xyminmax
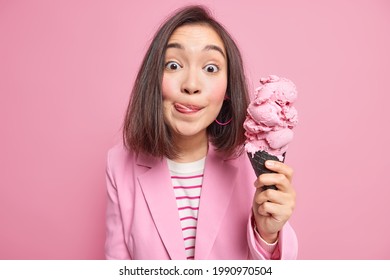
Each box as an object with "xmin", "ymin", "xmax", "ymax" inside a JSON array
[{"xmin": 1, "ymin": 0, "xmax": 389, "ymax": 259}]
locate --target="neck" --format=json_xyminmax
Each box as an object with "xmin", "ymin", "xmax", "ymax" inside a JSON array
[{"xmin": 172, "ymin": 131, "xmax": 208, "ymax": 163}]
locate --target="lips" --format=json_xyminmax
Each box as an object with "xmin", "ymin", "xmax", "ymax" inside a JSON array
[{"xmin": 174, "ymin": 103, "xmax": 202, "ymax": 114}]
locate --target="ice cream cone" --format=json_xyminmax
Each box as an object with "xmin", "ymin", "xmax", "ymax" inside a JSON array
[
  {"xmin": 244, "ymin": 75, "xmax": 297, "ymax": 190},
  {"xmin": 247, "ymin": 151, "xmax": 285, "ymax": 191}
]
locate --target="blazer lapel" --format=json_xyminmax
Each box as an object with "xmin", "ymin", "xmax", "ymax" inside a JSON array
[
  {"xmin": 136, "ymin": 153, "xmax": 187, "ymax": 260},
  {"xmin": 194, "ymin": 147, "xmax": 238, "ymax": 259}
]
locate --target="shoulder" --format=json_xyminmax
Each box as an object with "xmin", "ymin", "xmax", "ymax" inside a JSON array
[
  {"xmin": 107, "ymin": 143, "xmax": 135, "ymax": 167},
  {"xmin": 106, "ymin": 143, "xmax": 162, "ymax": 177},
  {"xmin": 209, "ymin": 145, "xmax": 256, "ymax": 180},
  {"xmin": 208, "ymin": 144, "xmax": 254, "ymax": 172},
  {"xmin": 106, "ymin": 143, "xmax": 138, "ymax": 177},
  {"xmin": 234, "ymin": 152, "xmax": 256, "ymax": 181},
  {"xmin": 225, "ymin": 151, "xmax": 254, "ymax": 175},
  {"xmin": 107, "ymin": 143, "xmax": 134, "ymax": 163}
]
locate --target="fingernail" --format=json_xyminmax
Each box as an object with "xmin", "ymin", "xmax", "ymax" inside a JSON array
[{"xmin": 266, "ymin": 161, "xmax": 274, "ymax": 167}]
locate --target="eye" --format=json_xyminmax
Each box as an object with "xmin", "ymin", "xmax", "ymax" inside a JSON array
[
  {"xmin": 165, "ymin": 61, "xmax": 181, "ymax": 71},
  {"xmin": 204, "ymin": 64, "xmax": 219, "ymax": 73}
]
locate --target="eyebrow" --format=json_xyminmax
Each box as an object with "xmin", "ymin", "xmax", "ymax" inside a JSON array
[{"xmin": 166, "ymin": 43, "xmax": 226, "ymax": 58}]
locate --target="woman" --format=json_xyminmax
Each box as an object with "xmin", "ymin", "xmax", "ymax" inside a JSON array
[{"xmin": 105, "ymin": 5, "xmax": 298, "ymax": 260}]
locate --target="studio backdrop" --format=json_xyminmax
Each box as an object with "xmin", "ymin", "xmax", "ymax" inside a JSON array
[{"xmin": 0, "ymin": 0, "xmax": 389, "ymax": 259}]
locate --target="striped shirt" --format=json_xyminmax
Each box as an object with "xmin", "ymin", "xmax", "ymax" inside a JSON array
[{"xmin": 167, "ymin": 157, "xmax": 205, "ymax": 260}]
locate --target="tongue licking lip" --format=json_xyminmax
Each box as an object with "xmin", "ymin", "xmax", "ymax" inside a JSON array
[{"xmin": 174, "ymin": 103, "xmax": 201, "ymax": 113}]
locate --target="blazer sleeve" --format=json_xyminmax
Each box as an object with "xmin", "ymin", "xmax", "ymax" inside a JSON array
[
  {"xmin": 247, "ymin": 214, "xmax": 298, "ymax": 260},
  {"xmin": 105, "ymin": 149, "xmax": 131, "ymax": 260}
]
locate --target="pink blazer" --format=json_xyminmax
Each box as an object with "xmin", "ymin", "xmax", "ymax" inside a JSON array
[{"xmin": 105, "ymin": 144, "xmax": 298, "ymax": 260}]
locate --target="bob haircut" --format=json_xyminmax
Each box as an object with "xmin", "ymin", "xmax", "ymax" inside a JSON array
[{"xmin": 123, "ymin": 5, "xmax": 249, "ymax": 159}]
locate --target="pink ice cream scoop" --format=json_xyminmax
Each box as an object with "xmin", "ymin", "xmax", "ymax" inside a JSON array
[
  {"xmin": 244, "ymin": 75, "xmax": 298, "ymax": 189},
  {"xmin": 244, "ymin": 75, "xmax": 298, "ymax": 160}
]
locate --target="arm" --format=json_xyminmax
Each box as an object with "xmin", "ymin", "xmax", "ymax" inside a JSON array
[
  {"xmin": 247, "ymin": 214, "xmax": 298, "ymax": 259},
  {"xmin": 105, "ymin": 151, "xmax": 131, "ymax": 260},
  {"xmin": 249, "ymin": 160, "xmax": 298, "ymax": 259}
]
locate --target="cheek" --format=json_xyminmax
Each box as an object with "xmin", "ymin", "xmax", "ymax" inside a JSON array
[
  {"xmin": 161, "ymin": 77, "xmax": 170, "ymax": 118},
  {"xmin": 162, "ymin": 76, "xmax": 174, "ymax": 99},
  {"xmin": 208, "ymin": 78, "xmax": 228, "ymax": 104}
]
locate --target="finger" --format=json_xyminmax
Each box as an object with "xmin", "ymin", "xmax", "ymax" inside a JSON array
[
  {"xmin": 254, "ymin": 188, "xmax": 277, "ymax": 204},
  {"xmin": 255, "ymin": 189, "xmax": 295, "ymax": 207},
  {"xmin": 258, "ymin": 173, "xmax": 292, "ymax": 193},
  {"xmin": 256, "ymin": 201, "xmax": 272, "ymax": 216},
  {"xmin": 253, "ymin": 178, "xmax": 263, "ymax": 189},
  {"xmin": 254, "ymin": 174, "xmax": 281, "ymax": 189},
  {"xmin": 256, "ymin": 201, "xmax": 283, "ymax": 217},
  {"xmin": 265, "ymin": 160, "xmax": 294, "ymax": 181},
  {"xmin": 257, "ymin": 202, "xmax": 293, "ymax": 221}
]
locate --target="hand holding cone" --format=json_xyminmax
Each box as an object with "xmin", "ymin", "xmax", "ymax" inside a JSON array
[{"xmin": 247, "ymin": 151, "xmax": 285, "ymax": 191}]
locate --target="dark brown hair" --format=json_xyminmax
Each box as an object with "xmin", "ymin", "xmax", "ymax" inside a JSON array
[{"xmin": 123, "ymin": 5, "xmax": 249, "ymax": 159}]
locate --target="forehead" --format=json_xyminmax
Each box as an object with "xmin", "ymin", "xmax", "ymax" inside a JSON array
[{"xmin": 167, "ymin": 24, "xmax": 225, "ymax": 51}]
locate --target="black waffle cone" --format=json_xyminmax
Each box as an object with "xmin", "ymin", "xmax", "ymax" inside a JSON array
[{"xmin": 247, "ymin": 151, "xmax": 285, "ymax": 191}]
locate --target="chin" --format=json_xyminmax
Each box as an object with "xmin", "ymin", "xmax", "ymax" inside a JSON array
[
  {"xmin": 176, "ymin": 129, "xmax": 203, "ymax": 137},
  {"xmin": 173, "ymin": 125, "xmax": 207, "ymax": 138}
]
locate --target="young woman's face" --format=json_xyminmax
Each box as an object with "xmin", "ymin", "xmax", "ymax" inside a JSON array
[{"xmin": 162, "ymin": 24, "xmax": 228, "ymax": 141}]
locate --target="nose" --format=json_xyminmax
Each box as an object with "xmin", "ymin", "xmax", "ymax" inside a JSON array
[{"xmin": 181, "ymin": 69, "xmax": 201, "ymax": 94}]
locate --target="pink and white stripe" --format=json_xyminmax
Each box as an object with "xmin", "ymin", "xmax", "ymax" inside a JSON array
[{"xmin": 167, "ymin": 158, "xmax": 205, "ymax": 260}]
